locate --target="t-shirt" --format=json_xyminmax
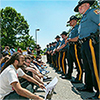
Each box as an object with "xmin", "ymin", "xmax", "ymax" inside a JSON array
[{"xmin": 0, "ymin": 65, "xmax": 25, "ymax": 100}]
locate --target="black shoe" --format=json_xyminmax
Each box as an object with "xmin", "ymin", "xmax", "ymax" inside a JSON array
[
  {"xmin": 57, "ymin": 70, "xmax": 61, "ymax": 74},
  {"xmin": 86, "ymin": 93, "xmax": 100, "ymax": 99},
  {"xmin": 76, "ymin": 86, "xmax": 93, "ymax": 92},
  {"xmin": 55, "ymin": 69, "xmax": 58, "ymax": 72},
  {"xmin": 61, "ymin": 75, "xmax": 71, "ymax": 79},
  {"xmin": 62, "ymin": 73, "xmax": 65, "ymax": 76},
  {"xmin": 71, "ymin": 80, "xmax": 82, "ymax": 83},
  {"xmin": 47, "ymin": 76, "xmax": 52, "ymax": 79}
]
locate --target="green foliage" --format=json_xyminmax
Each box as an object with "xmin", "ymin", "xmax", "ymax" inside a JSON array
[{"xmin": 0, "ymin": 7, "xmax": 35, "ymax": 50}]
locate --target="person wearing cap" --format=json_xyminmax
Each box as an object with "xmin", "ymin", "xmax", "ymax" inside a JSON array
[
  {"xmin": 49, "ymin": 42, "xmax": 55, "ymax": 67},
  {"xmin": 53, "ymin": 35, "xmax": 61, "ymax": 72},
  {"xmin": 57, "ymin": 15, "xmax": 83, "ymax": 83},
  {"xmin": 51, "ymin": 42, "xmax": 57, "ymax": 69},
  {"xmin": 50, "ymin": 42, "xmax": 55, "ymax": 67},
  {"xmin": 48, "ymin": 43, "xmax": 53, "ymax": 65},
  {"xmin": 45, "ymin": 44, "xmax": 50, "ymax": 63},
  {"xmin": 56, "ymin": 31, "xmax": 68, "ymax": 76},
  {"xmin": 74, "ymin": 0, "xmax": 99, "ymax": 99}
]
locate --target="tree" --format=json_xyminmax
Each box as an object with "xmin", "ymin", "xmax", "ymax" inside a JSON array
[
  {"xmin": 0, "ymin": 7, "xmax": 30, "ymax": 48},
  {"xmin": 16, "ymin": 35, "xmax": 36, "ymax": 50}
]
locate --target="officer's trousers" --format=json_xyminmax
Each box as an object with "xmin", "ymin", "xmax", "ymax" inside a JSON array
[
  {"xmin": 81, "ymin": 39, "xmax": 99, "ymax": 97},
  {"xmin": 53, "ymin": 54, "xmax": 56, "ymax": 68},
  {"xmin": 60, "ymin": 51, "xmax": 66, "ymax": 75},
  {"xmin": 56, "ymin": 52, "xmax": 60, "ymax": 71},
  {"xmin": 49, "ymin": 53, "xmax": 52, "ymax": 64},
  {"xmin": 46, "ymin": 53, "xmax": 49, "ymax": 62},
  {"xmin": 67, "ymin": 44, "xmax": 83, "ymax": 81}
]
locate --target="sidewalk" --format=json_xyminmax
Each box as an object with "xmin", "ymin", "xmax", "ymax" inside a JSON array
[{"xmin": 35, "ymin": 55, "xmax": 95, "ymax": 100}]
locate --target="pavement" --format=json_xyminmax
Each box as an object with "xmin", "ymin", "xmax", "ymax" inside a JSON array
[{"xmin": 35, "ymin": 55, "xmax": 95, "ymax": 100}]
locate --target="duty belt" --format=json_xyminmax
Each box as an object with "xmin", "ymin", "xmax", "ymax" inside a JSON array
[
  {"xmin": 69, "ymin": 41, "xmax": 78, "ymax": 46},
  {"xmin": 78, "ymin": 33, "xmax": 99, "ymax": 45}
]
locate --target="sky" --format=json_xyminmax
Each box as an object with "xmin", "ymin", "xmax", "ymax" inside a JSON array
[{"xmin": 1, "ymin": 0, "xmax": 78, "ymax": 50}]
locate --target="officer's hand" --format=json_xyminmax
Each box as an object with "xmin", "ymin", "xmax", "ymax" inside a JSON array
[{"xmin": 56, "ymin": 49, "xmax": 59, "ymax": 52}]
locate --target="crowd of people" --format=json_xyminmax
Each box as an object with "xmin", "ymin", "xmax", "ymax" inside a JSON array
[
  {"xmin": 0, "ymin": 45, "xmax": 52, "ymax": 100},
  {"xmin": 0, "ymin": 0, "xmax": 99, "ymax": 100},
  {"xmin": 45, "ymin": 0, "xmax": 99, "ymax": 99}
]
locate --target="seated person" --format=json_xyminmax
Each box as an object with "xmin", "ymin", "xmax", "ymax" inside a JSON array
[
  {"xmin": 23, "ymin": 56, "xmax": 47, "ymax": 86},
  {"xmin": 0, "ymin": 52, "xmax": 45, "ymax": 100},
  {"xmin": 2, "ymin": 46, "xmax": 10, "ymax": 57}
]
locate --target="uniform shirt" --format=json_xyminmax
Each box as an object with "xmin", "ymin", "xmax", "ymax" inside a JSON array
[
  {"xmin": 55, "ymin": 40, "xmax": 61, "ymax": 49},
  {"xmin": 50, "ymin": 46, "xmax": 54, "ymax": 51},
  {"xmin": 78, "ymin": 9, "xmax": 100, "ymax": 39},
  {"xmin": 47, "ymin": 47, "xmax": 50, "ymax": 51},
  {"xmin": 59, "ymin": 39, "xmax": 68, "ymax": 51},
  {"xmin": 0, "ymin": 65, "xmax": 25, "ymax": 100},
  {"xmin": 67, "ymin": 24, "xmax": 79, "ymax": 40},
  {"xmin": 52, "ymin": 46, "xmax": 56, "ymax": 50}
]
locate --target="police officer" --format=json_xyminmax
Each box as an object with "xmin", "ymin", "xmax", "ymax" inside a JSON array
[
  {"xmin": 67, "ymin": 15, "xmax": 83, "ymax": 83},
  {"xmin": 48, "ymin": 43, "xmax": 53, "ymax": 64},
  {"xmin": 46, "ymin": 44, "xmax": 50, "ymax": 63},
  {"xmin": 57, "ymin": 31, "xmax": 68, "ymax": 76},
  {"xmin": 53, "ymin": 35, "xmax": 61, "ymax": 72},
  {"xmin": 58, "ymin": 16, "xmax": 83, "ymax": 82},
  {"xmin": 74, "ymin": 0, "xmax": 100, "ymax": 99},
  {"xmin": 51, "ymin": 42, "xmax": 56, "ymax": 68}
]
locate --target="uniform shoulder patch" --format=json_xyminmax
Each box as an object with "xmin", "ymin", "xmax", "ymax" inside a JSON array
[{"xmin": 94, "ymin": 9, "xmax": 100, "ymax": 15}]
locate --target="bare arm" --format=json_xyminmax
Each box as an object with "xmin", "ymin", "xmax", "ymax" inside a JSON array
[
  {"xmin": 11, "ymin": 82, "xmax": 44, "ymax": 100},
  {"xmin": 32, "ymin": 73, "xmax": 44, "ymax": 85},
  {"xmin": 57, "ymin": 40, "xmax": 68, "ymax": 51},
  {"xmin": 25, "ymin": 67, "xmax": 43, "ymax": 78},
  {"xmin": 22, "ymin": 74, "xmax": 45, "ymax": 89},
  {"xmin": 98, "ymin": 23, "xmax": 100, "ymax": 26},
  {"xmin": 68, "ymin": 37, "xmax": 78, "ymax": 42},
  {"xmin": 32, "ymin": 60, "xmax": 41, "ymax": 66}
]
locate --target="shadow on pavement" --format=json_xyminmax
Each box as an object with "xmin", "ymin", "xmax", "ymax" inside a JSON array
[{"xmin": 71, "ymin": 83, "xmax": 95, "ymax": 99}]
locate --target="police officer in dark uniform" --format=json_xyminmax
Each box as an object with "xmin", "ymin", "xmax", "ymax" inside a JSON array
[
  {"xmin": 74, "ymin": 0, "xmax": 100, "ymax": 99},
  {"xmin": 51, "ymin": 42, "xmax": 57, "ymax": 68},
  {"xmin": 58, "ymin": 16, "xmax": 83, "ymax": 82},
  {"xmin": 57, "ymin": 31, "xmax": 68, "ymax": 76},
  {"xmin": 53, "ymin": 35, "xmax": 61, "ymax": 72},
  {"xmin": 48, "ymin": 43, "xmax": 53, "ymax": 64},
  {"xmin": 46, "ymin": 44, "xmax": 50, "ymax": 63},
  {"xmin": 50, "ymin": 42, "xmax": 55, "ymax": 67},
  {"xmin": 67, "ymin": 15, "xmax": 83, "ymax": 83}
]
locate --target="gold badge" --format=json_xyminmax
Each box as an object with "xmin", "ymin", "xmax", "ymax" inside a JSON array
[{"xmin": 94, "ymin": 9, "xmax": 100, "ymax": 15}]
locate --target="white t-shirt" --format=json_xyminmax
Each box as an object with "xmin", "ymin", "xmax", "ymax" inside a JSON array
[{"xmin": 0, "ymin": 65, "xmax": 25, "ymax": 100}]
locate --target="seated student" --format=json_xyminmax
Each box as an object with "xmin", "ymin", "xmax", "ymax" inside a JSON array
[
  {"xmin": 10, "ymin": 46, "xmax": 16, "ymax": 56},
  {"xmin": 34, "ymin": 56, "xmax": 49, "ymax": 75},
  {"xmin": 30, "ymin": 55, "xmax": 52, "ymax": 81},
  {"xmin": 26, "ymin": 47, "xmax": 32, "ymax": 55},
  {"xmin": 2, "ymin": 46, "xmax": 10, "ymax": 57},
  {"xmin": 23, "ymin": 56, "xmax": 47, "ymax": 86},
  {"xmin": 0, "ymin": 52, "xmax": 45, "ymax": 100}
]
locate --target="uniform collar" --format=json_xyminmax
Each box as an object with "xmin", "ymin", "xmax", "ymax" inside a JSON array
[
  {"xmin": 72, "ymin": 24, "xmax": 78, "ymax": 30},
  {"xmin": 58, "ymin": 40, "xmax": 61, "ymax": 42},
  {"xmin": 83, "ymin": 9, "xmax": 91, "ymax": 16}
]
